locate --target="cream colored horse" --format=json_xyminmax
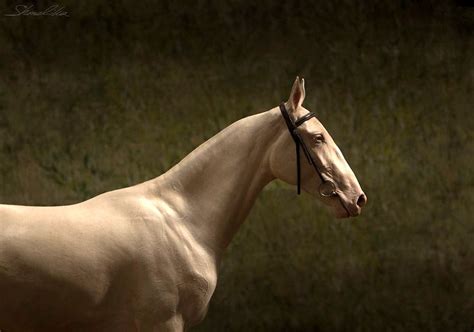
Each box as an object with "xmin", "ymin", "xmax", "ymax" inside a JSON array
[{"xmin": 0, "ymin": 77, "xmax": 366, "ymax": 331}]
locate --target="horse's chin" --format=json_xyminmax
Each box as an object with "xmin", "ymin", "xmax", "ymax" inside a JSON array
[
  {"xmin": 316, "ymin": 195, "xmax": 350, "ymax": 219},
  {"xmin": 334, "ymin": 208, "xmax": 350, "ymax": 219},
  {"xmin": 311, "ymin": 190, "xmax": 353, "ymax": 219}
]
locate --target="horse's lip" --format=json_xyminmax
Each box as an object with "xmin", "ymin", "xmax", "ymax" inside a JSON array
[
  {"xmin": 337, "ymin": 195, "xmax": 350, "ymax": 216},
  {"xmin": 337, "ymin": 195, "xmax": 360, "ymax": 217}
]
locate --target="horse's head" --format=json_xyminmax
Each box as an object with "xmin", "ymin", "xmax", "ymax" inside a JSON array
[{"xmin": 270, "ymin": 77, "xmax": 367, "ymax": 218}]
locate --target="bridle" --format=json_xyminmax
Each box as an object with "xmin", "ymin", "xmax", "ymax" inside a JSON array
[{"xmin": 279, "ymin": 103, "xmax": 338, "ymax": 197}]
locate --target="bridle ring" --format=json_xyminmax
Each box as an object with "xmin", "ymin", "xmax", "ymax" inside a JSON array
[{"xmin": 319, "ymin": 180, "xmax": 337, "ymax": 197}]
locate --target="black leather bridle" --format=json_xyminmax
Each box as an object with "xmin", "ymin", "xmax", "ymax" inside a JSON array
[{"xmin": 279, "ymin": 103, "xmax": 338, "ymax": 197}]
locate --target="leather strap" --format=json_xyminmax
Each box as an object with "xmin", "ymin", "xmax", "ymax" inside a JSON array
[
  {"xmin": 279, "ymin": 103, "xmax": 343, "ymax": 207},
  {"xmin": 295, "ymin": 112, "xmax": 317, "ymax": 127},
  {"xmin": 279, "ymin": 103, "xmax": 324, "ymax": 195},
  {"xmin": 280, "ymin": 103, "xmax": 319, "ymax": 194}
]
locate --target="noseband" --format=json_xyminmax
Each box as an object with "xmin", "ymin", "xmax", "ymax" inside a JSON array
[{"xmin": 279, "ymin": 103, "xmax": 337, "ymax": 197}]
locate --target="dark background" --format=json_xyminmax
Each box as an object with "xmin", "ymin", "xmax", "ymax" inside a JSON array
[{"xmin": 0, "ymin": 0, "xmax": 473, "ymax": 331}]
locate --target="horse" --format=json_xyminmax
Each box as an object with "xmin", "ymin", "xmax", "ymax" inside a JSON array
[{"xmin": 0, "ymin": 77, "xmax": 366, "ymax": 331}]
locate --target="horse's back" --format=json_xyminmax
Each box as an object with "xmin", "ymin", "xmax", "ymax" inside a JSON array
[
  {"xmin": 0, "ymin": 186, "xmax": 217, "ymax": 330},
  {"xmin": 0, "ymin": 194, "xmax": 151, "ymax": 330}
]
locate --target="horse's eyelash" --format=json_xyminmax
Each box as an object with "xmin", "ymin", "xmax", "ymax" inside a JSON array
[{"xmin": 314, "ymin": 134, "xmax": 324, "ymax": 141}]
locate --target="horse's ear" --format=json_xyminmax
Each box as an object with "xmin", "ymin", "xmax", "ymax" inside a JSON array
[{"xmin": 288, "ymin": 76, "xmax": 305, "ymax": 112}]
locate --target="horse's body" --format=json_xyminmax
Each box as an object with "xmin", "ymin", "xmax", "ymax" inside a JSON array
[{"xmin": 0, "ymin": 78, "xmax": 366, "ymax": 331}]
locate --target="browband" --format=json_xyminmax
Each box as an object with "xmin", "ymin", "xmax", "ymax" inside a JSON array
[{"xmin": 295, "ymin": 112, "xmax": 317, "ymax": 127}]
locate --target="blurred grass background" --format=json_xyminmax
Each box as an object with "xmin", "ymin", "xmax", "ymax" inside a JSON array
[{"xmin": 0, "ymin": 0, "xmax": 473, "ymax": 331}]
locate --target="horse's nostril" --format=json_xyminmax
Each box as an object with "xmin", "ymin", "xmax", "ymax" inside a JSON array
[{"xmin": 357, "ymin": 193, "xmax": 367, "ymax": 208}]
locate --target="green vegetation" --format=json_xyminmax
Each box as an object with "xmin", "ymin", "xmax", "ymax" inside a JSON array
[{"xmin": 0, "ymin": 1, "xmax": 473, "ymax": 330}]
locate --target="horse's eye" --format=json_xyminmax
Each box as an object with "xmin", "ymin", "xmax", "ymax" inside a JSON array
[{"xmin": 313, "ymin": 134, "xmax": 324, "ymax": 144}]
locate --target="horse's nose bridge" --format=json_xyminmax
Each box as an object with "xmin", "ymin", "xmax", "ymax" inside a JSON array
[
  {"xmin": 335, "ymin": 165, "xmax": 364, "ymax": 201},
  {"xmin": 335, "ymin": 162, "xmax": 359, "ymax": 189},
  {"xmin": 320, "ymin": 134, "xmax": 364, "ymax": 200}
]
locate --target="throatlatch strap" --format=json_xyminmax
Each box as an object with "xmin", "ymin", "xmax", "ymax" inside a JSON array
[
  {"xmin": 279, "ymin": 103, "xmax": 318, "ymax": 195},
  {"xmin": 296, "ymin": 140, "xmax": 301, "ymax": 194},
  {"xmin": 279, "ymin": 103, "xmax": 302, "ymax": 194}
]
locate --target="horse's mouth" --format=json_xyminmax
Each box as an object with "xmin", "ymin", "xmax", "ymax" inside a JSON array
[{"xmin": 335, "ymin": 195, "xmax": 360, "ymax": 218}]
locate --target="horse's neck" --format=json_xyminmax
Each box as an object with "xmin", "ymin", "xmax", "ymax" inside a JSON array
[{"xmin": 153, "ymin": 108, "xmax": 282, "ymax": 258}]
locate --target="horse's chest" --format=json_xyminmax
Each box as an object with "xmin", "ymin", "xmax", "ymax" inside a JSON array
[
  {"xmin": 147, "ymin": 230, "xmax": 218, "ymax": 325},
  {"xmin": 176, "ymin": 251, "xmax": 218, "ymax": 324},
  {"xmin": 176, "ymin": 269, "xmax": 215, "ymax": 323}
]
